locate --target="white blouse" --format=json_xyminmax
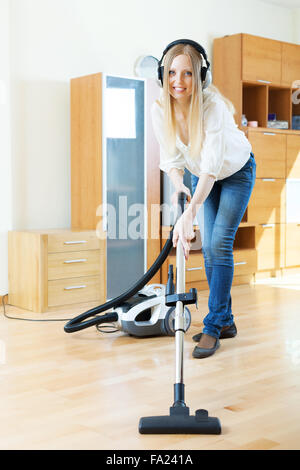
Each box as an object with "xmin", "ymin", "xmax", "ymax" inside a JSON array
[{"xmin": 151, "ymin": 88, "xmax": 252, "ymax": 181}]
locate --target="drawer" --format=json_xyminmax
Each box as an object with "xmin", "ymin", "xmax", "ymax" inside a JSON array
[
  {"xmin": 233, "ymin": 249, "xmax": 257, "ymax": 275},
  {"xmin": 48, "ymin": 231, "xmax": 101, "ymax": 253},
  {"xmin": 48, "ymin": 250, "xmax": 102, "ymax": 280},
  {"xmin": 168, "ymin": 250, "xmax": 256, "ymax": 282},
  {"xmin": 247, "ymin": 178, "xmax": 286, "ymax": 224},
  {"xmin": 48, "ymin": 275, "xmax": 102, "ymax": 307},
  {"xmin": 247, "ymin": 130, "xmax": 286, "ymax": 178},
  {"xmin": 255, "ymin": 224, "xmax": 285, "ymax": 270},
  {"xmin": 165, "ymin": 253, "xmax": 206, "ymax": 284},
  {"xmin": 286, "ymin": 223, "xmax": 300, "ymax": 267},
  {"xmin": 186, "ymin": 253, "xmax": 206, "ymax": 283},
  {"xmin": 287, "ymin": 135, "xmax": 300, "ymax": 178}
]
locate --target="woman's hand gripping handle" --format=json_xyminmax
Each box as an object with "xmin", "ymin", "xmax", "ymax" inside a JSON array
[{"xmin": 172, "ymin": 192, "xmax": 195, "ymax": 260}]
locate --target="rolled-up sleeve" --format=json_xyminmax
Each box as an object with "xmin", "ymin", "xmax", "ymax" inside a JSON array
[
  {"xmin": 151, "ymin": 102, "xmax": 185, "ymax": 174},
  {"xmin": 199, "ymin": 99, "xmax": 226, "ymax": 179}
]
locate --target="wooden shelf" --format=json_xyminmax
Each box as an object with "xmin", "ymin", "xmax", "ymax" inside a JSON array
[
  {"xmin": 213, "ymin": 32, "xmax": 300, "ymax": 279},
  {"xmin": 244, "ymin": 127, "xmax": 300, "ymax": 136}
]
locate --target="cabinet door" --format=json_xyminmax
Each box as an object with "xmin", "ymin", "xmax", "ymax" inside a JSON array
[
  {"xmin": 103, "ymin": 75, "xmax": 146, "ymax": 299},
  {"xmin": 286, "ymin": 224, "xmax": 300, "ymax": 267},
  {"xmin": 286, "ymin": 179, "xmax": 300, "ymax": 223},
  {"xmin": 242, "ymin": 35, "xmax": 281, "ymax": 84},
  {"xmin": 255, "ymin": 224, "xmax": 285, "ymax": 270},
  {"xmin": 248, "ymin": 130, "xmax": 286, "ymax": 178},
  {"xmin": 281, "ymin": 43, "xmax": 300, "ymax": 87},
  {"xmin": 247, "ymin": 179, "xmax": 286, "ymax": 224},
  {"xmin": 287, "ymin": 135, "xmax": 300, "ymax": 178}
]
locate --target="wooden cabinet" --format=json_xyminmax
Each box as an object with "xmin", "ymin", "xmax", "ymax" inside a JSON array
[
  {"xmin": 214, "ymin": 33, "xmax": 300, "ymax": 129},
  {"xmin": 286, "ymin": 224, "xmax": 300, "ymax": 267},
  {"xmin": 247, "ymin": 130, "xmax": 286, "ymax": 178},
  {"xmin": 214, "ymin": 33, "xmax": 300, "ymax": 276},
  {"xmin": 233, "ymin": 249, "xmax": 257, "ymax": 276},
  {"xmin": 247, "ymin": 178, "xmax": 286, "ymax": 224},
  {"xmin": 242, "ymin": 34, "xmax": 282, "ymax": 85},
  {"xmin": 160, "ymin": 228, "xmax": 257, "ymax": 291},
  {"xmin": 48, "ymin": 275, "xmax": 102, "ymax": 308},
  {"xmin": 255, "ymin": 224, "xmax": 285, "ymax": 271},
  {"xmin": 185, "ymin": 253, "xmax": 206, "ymax": 283},
  {"xmin": 281, "ymin": 43, "xmax": 300, "ymax": 87},
  {"xmin": 48, "ymin": 250, "xmax": 101, "ymax": 281},
  {"xmin": 242, "ymin": 83, "xmax": 268, "ymax": 128},
  {"xmin": 161, "ymin": 250, "xmax": 206, "ymax": 287},
  {"xmin": 8, "ymin": 230, "xmax": 105, "ymax": 312},
  {"xmin": 71, "ymin": 73, "xmax": 161, "ymax": 286},
  {"xmin": 287, "ymin": 135, "xmax": 300, "ymax": 178}
]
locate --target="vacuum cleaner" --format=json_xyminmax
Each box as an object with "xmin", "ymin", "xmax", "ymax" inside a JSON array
[
  {"xmin": 64, "ymin": 195, "xmax": 189, "ymax": 337},
  {"xmin": 111, "ymin": 283, "xmax": 191, "ymax": 337},
  {"xmin": 63, "ymin": 261, "xmax": 192, "ymax": 339},
  {"xmin": 64, "ymin": 193, "xmax": 221, "ymax": 435}
]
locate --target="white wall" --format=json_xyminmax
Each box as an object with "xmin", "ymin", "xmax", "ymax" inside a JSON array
[
  {"xmin": 0, "ymin": 0, "xmax": 299, "ymax": 294},
  {"xmin": 0, "ymin": 0, "xmax": 12, "ymax": 295},
  {"xmin": 294, "ymin": 8, "xmax": 300, "ymax": 43}
]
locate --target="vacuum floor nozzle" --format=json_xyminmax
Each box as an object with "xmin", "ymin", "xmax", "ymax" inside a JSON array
[{"xmin": 139, "ymin": 406, "xmax": 221, "ymax": 435}]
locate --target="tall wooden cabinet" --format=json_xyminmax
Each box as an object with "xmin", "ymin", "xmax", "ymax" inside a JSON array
[
  {"xmin": 71, "ymin": 73, "xmax": 161, "ymax": 297},
  {"xmin": 213, "ymin": 33, "xmax": 300, "ymax": 279}
]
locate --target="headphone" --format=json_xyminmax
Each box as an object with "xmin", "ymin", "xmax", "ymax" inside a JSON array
[{"xmin": 157, "ymin": 39, "xmax": 212, "ymax": 89}]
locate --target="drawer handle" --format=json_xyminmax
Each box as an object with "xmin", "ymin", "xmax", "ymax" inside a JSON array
[
  {"xmin": 262, "ymin": 178, "xmax": 275, "ymax": 182},
  {"xmin": 263, "ymin": 132, "xmax": 276, "ymax": 136},
  {"xmin": 261, "ymin": 224, "xmax": 275, "ymax": 228},
  {"xmin": 257, "ymin": 79, "xmax": 271, "ymax": 84},
  {"xmin": 63, "ymin": 259, "xmax": 87, "ymax": 264},
  {"xmin": 64, "ymin": 285, "xmax": 87, "ymax": 290},
  {"xmin": 234, "ymin": 261, "xmax": 247, "ymax": 266},
  {"xmin": 64, "ymin": 240, "xmax": 87, "ymax": 245},
  {"xmin": 186, "ymin": 267, "xmax": 203, "ymax": 271}
]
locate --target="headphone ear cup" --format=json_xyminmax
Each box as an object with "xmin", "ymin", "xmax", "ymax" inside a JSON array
[
  {"xmin": 158, "ymin": 65, "xmax": 164, "ymax": 87},
  {"xmin": 203, "ymin": 69, "xmax": 212, "ymax": 89}
]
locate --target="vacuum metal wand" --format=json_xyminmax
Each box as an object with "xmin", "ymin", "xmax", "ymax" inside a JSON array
[
  {"xmin": 139, "ymin": 192, "xmax": 221, "ymax": 434},
  {"xmin": 174, "ymin": 239, "xmax": 185, "ymax": 402}
]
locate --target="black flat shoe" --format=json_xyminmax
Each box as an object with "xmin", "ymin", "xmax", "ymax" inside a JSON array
[
  {"xmin": 220, "ymin": 322, "xmax": 237, "ymax": 339},
  {"xmin": 192, "ymin": 334, "xmax": 220, "ymax": 359},
  {"xmin": 192, "ymin": 322, "xmax": 237, "ymax": 343}
]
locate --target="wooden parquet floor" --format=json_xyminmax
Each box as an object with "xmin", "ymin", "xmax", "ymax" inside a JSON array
[{"xmin": 1, "ymin": 274, "xmax": 300, "ymax": 450}]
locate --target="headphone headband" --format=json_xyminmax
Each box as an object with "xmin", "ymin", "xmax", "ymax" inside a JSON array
[{"xmin": 157, "ymin": 38, "xmax": 211, "ymax": 87}]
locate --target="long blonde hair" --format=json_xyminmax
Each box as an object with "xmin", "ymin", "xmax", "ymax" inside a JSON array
[{"xmin": 158, "ymin": 43, "xmax": 235, "ymax": 159}]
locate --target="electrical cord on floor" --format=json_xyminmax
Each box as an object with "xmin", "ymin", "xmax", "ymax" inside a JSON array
[
  {"xmin": 1, "ymin": 294, "xmax": 120, "ymax": 332},
  {"xmin": 96, "ymin": 324, "xmax": 119, "ymax": 334},
  {"xmin": 1, "ymin": 294, "xmax": 75, "ymax": 322}
]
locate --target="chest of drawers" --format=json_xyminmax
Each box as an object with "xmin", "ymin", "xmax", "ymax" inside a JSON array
[{"xmin": 8, "ymin": 229, "xmax": 106, "ymax": 312}]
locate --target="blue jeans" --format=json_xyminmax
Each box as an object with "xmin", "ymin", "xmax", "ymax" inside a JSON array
[{"xmin": 191, "ymin": 153, "xmax": 256, "ymax": 339}]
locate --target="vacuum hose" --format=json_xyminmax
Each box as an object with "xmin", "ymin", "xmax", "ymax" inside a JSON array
[{"xmin": 64, "ymin": 193, "xmax": 186, "ymax": 333}]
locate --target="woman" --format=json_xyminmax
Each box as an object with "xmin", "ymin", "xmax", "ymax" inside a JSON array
[{"xmin": 151, "ymin": 39, "xmax": 256, "ymax": 358}]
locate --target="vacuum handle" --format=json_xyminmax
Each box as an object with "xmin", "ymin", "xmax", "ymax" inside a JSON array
[
  {"xmin": 166, "ymin": 264, "xmax": 175, "ymax": 295},
  {"xmin": 177, "ymin": 192, "xmax": 187, "ymax": 218}
]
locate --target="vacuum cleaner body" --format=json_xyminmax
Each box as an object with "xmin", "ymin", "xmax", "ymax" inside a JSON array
[{"xmin": 114, "ymin": 284, "xmax": 191, "ymax": 337}]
